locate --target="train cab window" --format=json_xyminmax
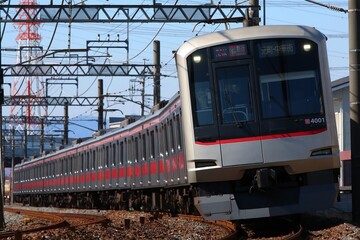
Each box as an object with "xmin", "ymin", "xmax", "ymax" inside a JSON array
[
  {"xmin": 256, "ymin": 39, "xmax": 324, "ymax": 119},
  {"xmin": 216, "ymin": 65, "xmax": 254, "ymax": 124},
  {"xmin": 188, "ymin": 49, "xmax": 214, "ymax": 127}
]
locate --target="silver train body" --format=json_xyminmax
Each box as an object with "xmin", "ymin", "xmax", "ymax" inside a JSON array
[{"xmin": 14, "ymin": 25, "xmax": 340, "ymax": 220}]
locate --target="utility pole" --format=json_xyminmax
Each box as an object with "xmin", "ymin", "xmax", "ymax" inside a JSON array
[
  {"xmin": 23, "ymin": 120, "xmax": 27, "ymax": 160},
  {"xmin": 153, "ymin": 40, "xmax": 160, "ymax": 106},
  {"xmin": 97, "ymin": 79, "xmax": 104, "ymax": 131},
  {"xmin": 40, "ymin": 117, "xmax": 44, "ymax": 154},
  {"xmin": 349, "ymin": 0, "xmax": 360, "ymax": 222},
  {"xmin": 0, "ymin": 69, "xmax": 4, "ymax": 228},
  {"xmin": 141, "ymin": 59, "xmax": 148, "ymax": 116},
  {"xmin": 64, "ymin": 102, "xmax": 69, "ymax": 145},
  {"xmin": 243, "ymin": 0, "xmax": 259, "ymax": 27},
  {"xmin": 10, "ymin": 127, "xmax": 14, "ymax": 205}
]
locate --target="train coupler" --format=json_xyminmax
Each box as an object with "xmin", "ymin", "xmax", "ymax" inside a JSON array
[{"xmin": 250, "ymin": 168, "xmax": 277, "ymax": 193}]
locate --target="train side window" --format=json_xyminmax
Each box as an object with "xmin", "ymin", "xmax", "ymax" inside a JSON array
[
  {"xmin": 150, "ymin": 130, "xmax": 155, "ymax": 159},
  {"xmin": 86, "ymin": 152, "xmax": 89, "ymax": 171},
  {"xmin": 43, "ymin": 164, "xmax": 46, "ymax": 179},
  {"xmin": 92, "ymin": 150, "xmax": 96, "ymax": 170},
  {"xmin": 81, "ymin": 153, "xmax": 84, "ymax": 173},
  {"xmin": 106, "ymin": 145, "xmax": 110, "ymax": 168},
  {"xmin": 65, "ymin": 157, "xmax": 68, "ymax": 175},
  {"xmin": 99, "ymin": 148, "xmax": 102, "ymax": 169},
  {"xmin": 129, "ymin": 138, "xmax": 134, "ymax": 164},
  {"xmin": 164, "ymin": 123, "xmax": 169, "ymax": 155},
  {"xmin": 70, "ymin": 157, "xmax": 73, "ymax": 174},
  {"xmin": 125, "ymin": 138, "xmax": 130, "ymax": 164},
  {"xmin": 155, "ymin": 126, "xmax": 160, "ymax": 158},
  {"xmin": 112, "ymin": 143, "xmax": 116, "ymax": 166},
  {"xmin": 120, "ymin": 141, "xmax": 124, "ymax": 165},
  {"xmin": 159, "ymin": 126, "xmax": 164, "ymax": 157},
  {"xmin": 176, "ymin": 114, "xmax": 182, "ymax": 150},
  {"xmin": 169, "ymin": 119, "xmax": 175, "ymax": 153},
  {"xmin": 98, "ymin": 147, "xmax": 102, "ymax": 169},
  {"xmin": 59, "ymin": 159, "xmax": 63, "ymax": 176},
  {"xmin": 56, "ymin": 160, "xmax": 59, "ymax": 176},
  {"xmin": 134, "ymin": 137, "xmax": 139, "ymax": 163},
  {"xmin": 142, "ymin": 133, "xmax": 147, "ymax": 161}
]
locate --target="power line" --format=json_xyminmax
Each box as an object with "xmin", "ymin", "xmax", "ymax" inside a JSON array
[{"xmin": 304, "ymin": 0, "xmax": 347, "ymax": 13}]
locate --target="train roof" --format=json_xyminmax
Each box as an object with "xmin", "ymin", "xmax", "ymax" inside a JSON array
[
  {"xmin": 15, "ymin": 92, "xmax": 181, "ymax": 169},
  {"xmin": 176, "ymin": 25, "xmax": 326, "ymax": 58}
]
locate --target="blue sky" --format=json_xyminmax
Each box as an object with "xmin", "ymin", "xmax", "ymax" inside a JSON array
[{"xmin": 1, "ymin": 0, "xmax": 349, "ymax": 138}]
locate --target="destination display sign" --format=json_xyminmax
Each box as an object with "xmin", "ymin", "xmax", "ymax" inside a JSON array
[
  {"xmin": 212, "ymin": 43, "xmax": 248, "ymax": 60},
  {"xmin": 258, "ymin": 40, "xmax": 296, "ymax": 58}
]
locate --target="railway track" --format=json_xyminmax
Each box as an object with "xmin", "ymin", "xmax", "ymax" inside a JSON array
[
  {"xmin": 236, "ymin": 216, "xmax": 303, "ymax": 240},
  {"xmin": 1, "ymin": 207, "xmax": 108, "ymax": 239},
  {"xmin": 1, "ymin": 206, "xmax": 302, "ymax": 239}
]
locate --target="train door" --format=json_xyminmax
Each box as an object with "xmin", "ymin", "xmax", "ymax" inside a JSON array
[{"xmin": 212, "ymin": 61, "xmax": 263, "ymax": 166}]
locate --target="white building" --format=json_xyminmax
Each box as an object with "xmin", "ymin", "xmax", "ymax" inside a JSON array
[{"xmin": 332, "ymin": 76, "xmax": 351, "ymax": 187}]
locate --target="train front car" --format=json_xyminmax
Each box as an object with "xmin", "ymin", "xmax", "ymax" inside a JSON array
[{"xmin": 176, "ymin": 25, "xmax": 340, "ymax": 220}]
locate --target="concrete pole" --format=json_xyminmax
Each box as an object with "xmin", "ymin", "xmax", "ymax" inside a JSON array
[
  {"xmin": 64, "ymin": 102, "xmax": 69, "ymax": 145},
  {"xmin": 153, "ymin": 40, "xmax": 160, "ymax": 106},
  {"xmin": 349, "ymin": 0, "xmax": 360, "ymax": 222},
  {"xmin": 98, "ymin": 79, "xmax": 104, "ymax": 131}
]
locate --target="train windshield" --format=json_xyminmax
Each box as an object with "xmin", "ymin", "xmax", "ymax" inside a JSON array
[
  {"xmin": 187, "ymin": 37, "xmax": 325, "ymax": 141},
  {"xmin": 256, "ymin": 39, "xmax": 323, "ymax": 119}
]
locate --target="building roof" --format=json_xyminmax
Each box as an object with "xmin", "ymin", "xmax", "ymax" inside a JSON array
[{"xmin": 332, "ymin": 76, "xmax": 349, "ymax": 91}]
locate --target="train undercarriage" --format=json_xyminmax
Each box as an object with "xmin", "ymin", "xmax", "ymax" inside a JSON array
[{"xmin": 14, "ymin": 186, "xmax": 196, "ymax": 215}]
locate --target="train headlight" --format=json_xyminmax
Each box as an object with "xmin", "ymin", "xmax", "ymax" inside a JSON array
[
  {"xmin": 303, "ymin": 44, "xmax": 311, "ymax": 52},
  {"xmin": 193, "ymin": 55, "xmax": 201, "ymax": 63}
]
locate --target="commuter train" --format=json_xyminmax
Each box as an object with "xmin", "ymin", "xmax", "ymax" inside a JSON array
[{"xmin": 13, "ymin": 25, "xmax": 340, "ymax": 220}]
